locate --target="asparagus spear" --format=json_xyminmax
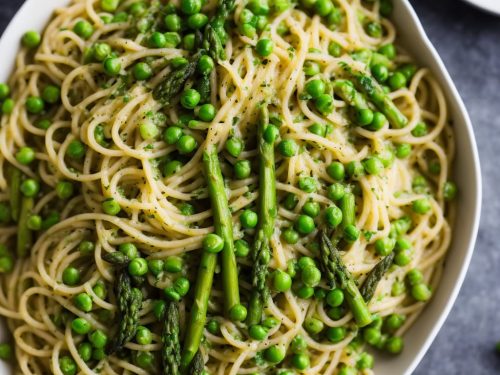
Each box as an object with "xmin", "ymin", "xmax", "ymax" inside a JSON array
[
  {"xmin": 197, "ymin": 74, "xmax": 211, "ymax": 104},
  {"xmin": 108, "ymin": 271, "xmax": 143, "ymax": 354},
  {"xmin": 102, "ymin": 252, "xmax": 130, "ymax": 265},
  {"xmin": 153, "ymin": 52, "xmax": 202, "ymax": 106},
  {"xmin": 203, "ymin": 0, "xmax": 236, "ymax": 61},
  {"xmin": 8, "ymin": 166, "xmax": 21, "ymax": 222},
  {"xmin": 202, "ymin": 145, "xmax": 240, "ymax": 314},
  {"xmin": 17, "ymin": 197, "xmax": 34, "ymax": 257},
  {"xmin": 333, "ymin": 80, "xmax": 369, "ymax": 110},
  {"xmin": 319, "ymin": 230, "xmax": 372, "ymax": 327},
  {"xmin": 188, "ymin": 350, "xmax": 205, "ymax": 375},
  {"xmin": 360, "ymin": 252, "xmax": 395, "ymax": 302},
  {"xmin": 162, "ymin": 301, "xmax": 181, "ymax": 375},
  {"xmin": 247, "ymin": 105, "xmax": 276, "ymax": 326},
  {"xmin": 341, "ymin": 64, "xmax": 408, "ymax": 128},
  {"xmin": 339, "ymin": 192, "xmax": 356, "ymax": 228},
  {"xmin": 180, "ymin": 248, "xmax": 217, "ymax": 371}
]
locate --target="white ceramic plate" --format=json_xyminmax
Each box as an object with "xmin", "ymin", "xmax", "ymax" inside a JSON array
[
  {"xmin": 462, "ymin": 0, "xmax": 500, "ymax": 16},
  {"xmin": 0, "ymin": 1, "xmax": 481, "ymax": 374}
]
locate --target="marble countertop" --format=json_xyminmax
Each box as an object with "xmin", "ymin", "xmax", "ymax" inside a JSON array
[{"xmin": 1, "ymin": 0, "xmax": 499, "ymax": 373}]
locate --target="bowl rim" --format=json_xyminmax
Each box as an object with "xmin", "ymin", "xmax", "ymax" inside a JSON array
[{"xmin": 0, "ymin": 1, "xmax": 482, "ymax": 375}]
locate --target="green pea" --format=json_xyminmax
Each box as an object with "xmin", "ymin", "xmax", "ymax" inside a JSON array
[
  {"xmin": 164, "ymin": 256, "xmax": 183, "ymax": 273},
  {"xmin": 26, "ymin": 96, "xmax": 45, "ymax": 114},
  {"xmin": 303, "ymin": 61, "xmax": 321, "ymax": 76},
  {"xmin": 133, "ymin": 62, "xmax": 153, "ymax": 81},
  {"xmin": 249, "ymin": 324, "xmax": 268, "ymax": 340},
  {"xmin": 385, "ymin": 336, "xmax": 404, "ymax": 354},
  {"xmin": 0, "ymin": 83, "xmax": 10, "ymax": 100},
  {"xmin": 229, "ymin": 304, "xmax": 247, "ymax": 322},
  {"xmin": 195, "ymin": 104, "xmax": 215, "ymax": 123},
  {"xmin": 225, "ymin": 137, "xmax": 244, "ymax": 157},
  {"xmin": 325, "ymin": 288, "xmax": 344, "ymax": 307},
  {"xmin": 176, "ymin": 135, "xmax": 198, "ymax": 154},
  {"xmin": 0, "ymin": 256, "xmax": 13, "ymax": 273},
  {"xmin": 411, "ymin": 283, "xmax": 432, "ymax": 301},
  {"xmin": 346, "ymin": 161, "xmax": 364, "ymax": 179},
  {"xmin": 324, "ymin": 205, "xmax": 342, "ymax": 228},
  {"xmin": 240, "ymin": 209, "xmax": 258, "ymax": 229},
  {"xmin": 103, "ymin": 57, "xmax": 121, "ymax": 76},
  {"xmin": 101, "ymin": 0, "xmax": 119, "ymax": 12},
  {"xmin": 356, "ymin": 352, "xmax": 374, "ymax": 370},
  {"xmin": 255, "ymin": 38, "xmax": 274, "ymax": 57},
  {"xmin": 391, "ymin": 280, "xmax": 405, "ymax": 296},
  {"xmin": 264, "ymin": 345, "xmax": 285, "ymax": 363},
  {"xmin": 309, "ymin": 122, "xmax": 326, "ymax": 137},
  {"xmin": 384, "ymin": 313, "xmax": 405, "ymax": 333},
  {"xmin": 305, "ymin": 79, "xmax": 325, "ymax": 99},
  {"xmin": 234, "ymin": 160, "xmax": 251, "ymax": 180},
  {"xmin": 443, "ymin": 181, "xmax": 457, "ymax": 201},
  {"xmin": 88, "ymin": 329, "xmax": 108, "ymax": 349},
  {"xmin": 315, "ymin": 0, "xmax": 334, "ymax": 16},
  {"xmin": 363, "ymin": 156, "xmax": 384, "ymax": 175},
  {"xmin": 263, "ymin": 125, "xmax": 280, "ymax": 144},
  {"xmin": 344, "ymin": 224, "xmax": 360, "ymax": 242},
  {"xmin": 134, "ymin": 326, "xmax": 152, "ymax": 345},
  {"xmin": 16, "ymin": 146, "xmax": 35, "ymax": 165},
  {"xmin": 326, "ymin": 326, "xmax": 346, "ymax": 343},
  {"xmin": 283, "ymin": 193, "xmax": 298, "ymax": 210},
  {"xmin": 326, "ymin": 183, "xmax": 345, "ymax": 201},
  {"xmin": 163, "ymin": 14, "xmax": 181, "ymax": 31},
  {"xmin": 315, "ymin": 94, "xmax": 334, "ymax": 114},
  {"xmin": 363, "ymin": 326, "xmax": 381, "ymax": 346},
  {"xmin": 298, "ymin": 256, "xmax": 316, "ymax": 270},
  {"xmin": 234, "ymin": 239, "xmax": 250, "ymax": 257},
  {"xmin": 73, "ymin": 20, "xmax": 94, "ymax": 39},
  {"xmin": 374, "ymin": 238, "xmax": 395, "ymax": 256},
  {"xmin": 71, "ymin": 317, "xmax": 92, "ymax": 335},
  {"xmin": 395, "ymin": 143, "xmax": 411, "ymax": 158},
  {"xmin": 164, "ymin": 287, "xmax": 181, "ymax": 302},
  {"xmin": 187, "ymin": 13, "xmax": 208, "ymax": 29},
  {"xmin": 394, "ymin": 249, "xmax": 412, "ymax": 266},
  {"xmin": 239, "ymin": 23, "xmax": 256, "ymax": 38},
  {"xmin": 149, "ymin": 32, "xmax": 167, "ymax": 48},
  {"xmin": 164, "ymin": 126, "xmax": 183, "ymax": 145},
  {"xmin": 197, "ymin": 55, "xmax": 215, "ymax": 75},
  {"xmin": 152, "ymin": 300, "xmax": 166, "ymax": 320},
  {"xmin": 0, "ymin": 343, "xmax": 12, "ymax": 361},
  {"xmin": 119, "ymin": 243, "xmax": 138, "ymax": 259},
  {"xmin": 326, "ymin": 162, "xmax": 345, "ymax": 181},
  {"xmin": 59, "ymin": 356, "xmax": 77, "ymax": 375},
  {"xmin": 19, "ymin": 179, "xmax": 39, "ymax": 198},
  {"xmin": 302, "ymin": 201, "xmax": 320, "ymax": 218},
  {"xmin": 2, "ymin": 99, "xmax": 14, "ymax": 114},
  {"xmin": 22, "ymin": 31, "xmax": 41, "ymax": 48},
  {"xmin": 128, "ymin": 258, "xmax": 148, "ymax": 276},
  {"xmin": 56, "ymin": 181, "xmax": 74, "ymax": 200},
  {"xmin": 248, "ymin": 0, "xmax": 270, "ymax": 15},
  {"xmin": 371, "ymin": 64, "xmax": 389, "ymax": 83},
  {"xmin": 356, "ymin": 108, "xmax": 374, "ymax": 127},
  {"xmin": 135, "ymin": 351, "xmax": 154, "ymax": 368},
  {"xmin": 206, "ymin": 320, "xmax": 220, "ymax": 335},
  {"xmin": 365, "ymin": 21, "xmax": 382, "ymax": 37},
  {"xmin": 139, "ymin": 121, "xmax": 159, "ymax": 140},
  {"xmin": 291, "ymin": 335, "xmax": 307, "ymax": 353},
  {"xmin": 295, "ymin": 215, "xmax": 315, "ymax": 235},
  {"xmin": 399, "ymin": 64, "xmax": 417, "ymax": 80},
  {"xmin": 273, "ymin": 270, "xmax": 292, "ymax": 292},
  {"xmin": 66, "ymin": 140, "xmax": 85, "ymax": 159},
  {"xmin": 180, "ymin": 0, "xmax": 202, "ymax": 15},
  {"xmin": 180, "ymin": 89, "xmax": 201, "ymax": 109},
  {"xmin": 388, "ymin": 72, "xmax": 407, "ymax": 90},
  {"xmin": 379, "ymin": 43, "xmax": 396, "ymax": 59},
  {"xmin": 182, "ymin": 33, "xmax": 196, "ymax": 50},
  {"xmin": 301, "ymin": 266, "xmax": 321, "ymax": 287},
  {"xmin": 92, "ymin": 281, "xmax": 107, "ymax": 300},
  {"xmin": 78, "ymin": 342, "xmax": 92, "ymax": 362},
  {"xmin": 292, "ymin": 353, "xmax": 310, "ymax": 370},
  {"xmin": 296, "ymin": 285, "xmax": 315, "ymax": 299},
  {"xmin": 412, "ymin": 121, "xmax": 428, "ymax": 137},
  {"xmin": 203, "ymin": 233, "xmax": 224, "ymax": 254},
  {"xmin": 145, "ymin": 259, "xmax": 163, "ymax": 277},
  {"xmin": 304, "ymin": 317, "xmax": 324, "ymax": 334},
  {"xmin": 328, "ymin": 42, "xmax": 342, "ymax": 57},
  {"xmin": 277, "ymin": 139, "xmax": 298, "ymax": 157},
  {"xmin": 42, "ymin": 85, "xmax": 61, "ymax": 104},
  {"xmin": 102, "ymin": 198, "xmax": 121, "ymax": 215},
  {"xmin": 412, "ymin": 198, "xmax": 431, "ymax": 214},
  {"xmin": 298, "ymin": 176, "xmax": 316, "ymax": 193},
  {"xmin": 74, "ymin": 293, "xmax": 93, "ymax": 312}
]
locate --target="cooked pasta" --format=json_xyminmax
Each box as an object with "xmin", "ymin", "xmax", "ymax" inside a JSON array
[{"xmin": 0, "ymin": 0, "xmax": 457, "ymax": 374}]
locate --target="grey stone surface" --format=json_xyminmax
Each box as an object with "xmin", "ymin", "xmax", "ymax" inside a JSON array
[{"xmin": 0, "ymin": 0, "xmax": 499, "ymax": 373}]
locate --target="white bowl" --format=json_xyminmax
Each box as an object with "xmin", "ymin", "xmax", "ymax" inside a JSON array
[
  {"xmin": 461, "ymin": 0, "xmax": 500, "ymax": 16},
  {"xmin": 0, "ymin": 1, "xmax": 481, "ymax": 374}
]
